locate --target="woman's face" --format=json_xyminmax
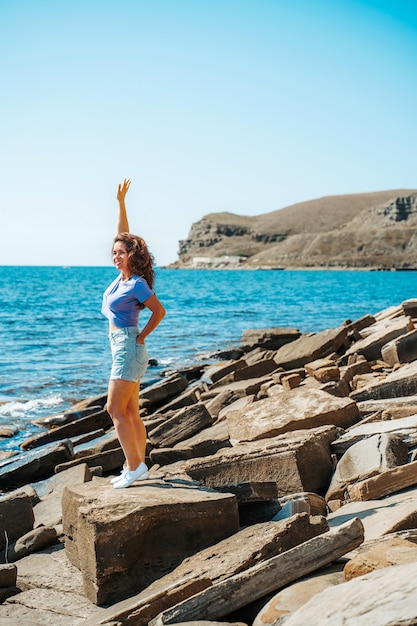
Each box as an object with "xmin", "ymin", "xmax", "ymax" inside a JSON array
[{"xmin": 112, "ymin": 241, "xmax": 130, "ymax": 275}]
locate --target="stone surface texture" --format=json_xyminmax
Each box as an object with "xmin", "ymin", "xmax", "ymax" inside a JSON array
[
  {"xmin": 3, "ymin": 298, "xmax": 417, "ymax": 623},
  {"xmin": 62, "ymin": 478, "xmax": 239, "ymax": 604},
  {"xmin": 282, "ymin": 561, "xmax": 417, "ymax": 626},
  {"xmin": 226, "ymin": 387, "xmax": 359, "ymax": 443},
  {"xmin": 325, "ymin": 433, "xmax": 408, "ymax": 501},
  {"xmin": 154, "ymin": 426, "xmax": 338, "ymax": 496}
]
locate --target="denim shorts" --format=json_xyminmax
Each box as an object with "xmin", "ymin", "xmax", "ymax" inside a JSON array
[{"xmin": 109, "ymin": 326, "xmax": 148, "ymax": 382}]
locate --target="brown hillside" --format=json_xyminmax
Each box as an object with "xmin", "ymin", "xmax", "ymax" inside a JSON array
[
  {"xmin": 250, "ymin": 190, "xmax": 417, "ymax": 234},
  {"xmin": 175, "ymin": 189, "xmax": 417, "ymax": 269}
]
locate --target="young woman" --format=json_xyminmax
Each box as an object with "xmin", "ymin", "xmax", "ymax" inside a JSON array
[{"xmin": 102, "ymin": 179, "xmax": 166, "ymax": 488}]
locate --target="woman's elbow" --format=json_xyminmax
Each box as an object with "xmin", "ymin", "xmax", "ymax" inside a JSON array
[{"xmin": 153, "ymin": 301, "xmax": 166, "ymax": 322}]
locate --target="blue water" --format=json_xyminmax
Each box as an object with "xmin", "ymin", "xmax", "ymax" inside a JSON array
[{"xmin": 0, "ymin": 266, "xmax": 416, "ymax": 449}]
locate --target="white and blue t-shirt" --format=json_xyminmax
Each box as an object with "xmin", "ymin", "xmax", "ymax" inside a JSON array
[{"xmin": 102, "ymin": 274, "xmax": 153, "ymax": 327}]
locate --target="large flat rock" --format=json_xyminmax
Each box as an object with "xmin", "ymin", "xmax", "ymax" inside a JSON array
[
  {"xmin": 330, "ymin": 414, "xmax": 417, "ymax": 454},
  {"xmin": 253, "ymin": 564, "xmax": 345, "ymax": 626},
  {"xmin": 344, "ymin": 315, "xmax": 413, "ymax": 361},
  {"xmin": 226, "ymin": 387, "xmax": 359, "ymax": 443},
  {"xmin": 350, "ymin": 360, "xmax": 417, "ymax": 401},
  {"xmin": 325, "ymin": 433, "xmax": 408, "ymax": 501},
  {"xmin": 155, "ymin": 426, "xmax": 338, "ymax": 496},
  {"xmin": 344, "ymin": 534, "xmax": 417, "ymax": 580},
  {"xmin": 282, "ymin": 561, "xmax": 417, "ymax": 626},
  {"xmin": 87, "ymin": 514, "xmax": 327, "ymax": 625},
  {"xmin": 0, "ymin": 441, "xmax": 74, "ymax": 490},
  {"xmin": 141, "ymin": 373, "xmax": 189, "ymax": 408},
  {"xmin": 32, "ymin": 463, "xmax": 92, "ymax": 528},
  {"xmin": 149, "ymin": 518, "xmax": 364, "ymax": 625},
  {"xmin": 241, "ymin": 328, "xmax": 301, "ymax": 350},
  {"xmin": 150, "ymin": 422, "xmax": 231, "ymax": 466},
  {"xmin": 327, "ymin": 485, "xmax": 417, "ymax": 541},
  {"xmin": 382, "ymin": 328, "xmax": 417, "ymax": 366},
  {"xmin": 0, "ymin": 545, "xmax": 101, "ymax": 624},
  {"xmin": 62, "ymin": 478, "xmax": 239, "ymax": 605},
  {"xmin": 273, "ymin": 326, "xmax": 348, "ymax": 370},
  {"xmin": 20, "ymin": 409, "xmax": 113, "ymax": 450},
  {"xmin": 356, "ymin": 395, "xmax": 417, "ymax": 415},
  {"xmin": 148, "ymin": 404, "xmax": 213, "ymax": 448},
  {"xmin": 2, "ymin": 588, "xmax": 98, "ymax": 625},
  {"xmin": 347, "ymin": 459, "xmax": 417, "ymax": 502}
]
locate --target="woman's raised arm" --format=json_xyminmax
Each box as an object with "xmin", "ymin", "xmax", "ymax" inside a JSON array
[{"xmin": 116, "ymin": 178, "xmax": 131, "ymax": 234}]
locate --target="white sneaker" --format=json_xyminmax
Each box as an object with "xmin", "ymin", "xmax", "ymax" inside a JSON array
[
  {"xmin": 113, "ymin": 462, "xmax": 149, "ymax": 489},
  {"xmin": 110, "ymin": 465, "xmax": 127, "ymax": 484}
]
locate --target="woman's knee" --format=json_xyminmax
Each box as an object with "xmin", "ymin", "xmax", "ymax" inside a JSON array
[
  {"xmin": 107, "ymin": 383, "xmax": 127, "ymax": 417},
  {"xmin": 106, "ymin": 395, "xmax": 125, "ymax": 420}
]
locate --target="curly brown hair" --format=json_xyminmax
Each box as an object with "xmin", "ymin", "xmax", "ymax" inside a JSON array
[{"xmin": 113, "ymin": 233, "xmax": 155, "ymax": 303}]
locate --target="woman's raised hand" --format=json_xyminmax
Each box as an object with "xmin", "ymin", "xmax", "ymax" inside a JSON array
[
  {"xmin": 116, "ymin": 178, "xmax": 131, "ymax": 234},
  {"xmin": 117, "ymin": 178, "xmax": 131, "ymax": 204}
]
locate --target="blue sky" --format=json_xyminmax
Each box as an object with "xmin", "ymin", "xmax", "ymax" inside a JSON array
[{"xmin": 1, "ymin": 0, "xmax": 416, "ymax": 266}]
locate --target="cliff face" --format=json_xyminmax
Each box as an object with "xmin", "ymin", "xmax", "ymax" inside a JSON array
[{"xmin": 175, "ymin": 190, "xmax": 417, "ymax": 269}]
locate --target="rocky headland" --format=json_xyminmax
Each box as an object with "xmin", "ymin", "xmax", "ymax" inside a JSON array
[
  {"xmin": 173, "ymin": 189, "xmax": 417, "ymax": 269},
  {"xmin": 1, "ymin": 301, "xmax": 417, "ymax": 623}
]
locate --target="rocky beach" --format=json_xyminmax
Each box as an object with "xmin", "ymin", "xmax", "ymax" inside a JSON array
[{"xmin": 1, "ymin": 299, "xmax": 417, "ymax": 625}]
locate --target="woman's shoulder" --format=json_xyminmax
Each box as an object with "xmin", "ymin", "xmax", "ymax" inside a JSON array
[
  {"xmin": 131, "ymin": 274, "xmax": 153, "ymax": 293},
  {"xmin": 131, "ymin": 274, "xmax": 148, "ymax": 285}
]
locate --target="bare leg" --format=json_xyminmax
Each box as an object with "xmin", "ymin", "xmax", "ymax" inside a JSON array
[
  {"xmin": 107, "ymin": 379, "xmax": 147, "ymax": 471},
  {"xmin": 125, "ymin": 381, "xmax": 147, "ymax": 462}
]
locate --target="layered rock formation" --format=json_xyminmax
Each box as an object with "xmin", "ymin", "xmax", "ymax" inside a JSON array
[
  {"xmin": 175, "ymin": 189, "xmax": 417, "ymax": 269},
  {"xmin": 2, "ymin": 300, "xmax": 417, "ymax": 623}
]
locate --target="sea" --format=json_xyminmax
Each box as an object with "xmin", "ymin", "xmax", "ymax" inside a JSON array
[{"xmin": 1, "ymin": 266, "xmax": 416, "ymax": 451}]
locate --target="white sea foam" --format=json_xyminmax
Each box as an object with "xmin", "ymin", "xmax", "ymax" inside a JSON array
[
  {"xmin": 156, "ymin": 356, "xmax": 180, "ymax": 367},
  {"xmin": 0, "ymin": 394, "xmax": 64, "ymax": 419}
]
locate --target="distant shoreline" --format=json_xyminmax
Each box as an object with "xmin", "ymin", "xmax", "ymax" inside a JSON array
[{"xmin": 164, "ymin": 264, "xmax": 417, "ymax": 272}]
